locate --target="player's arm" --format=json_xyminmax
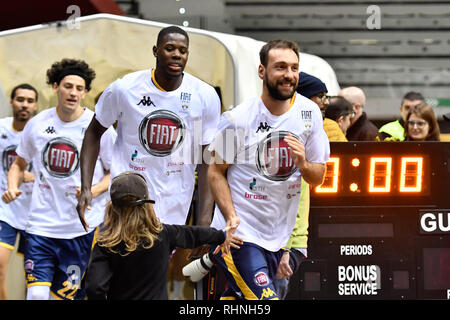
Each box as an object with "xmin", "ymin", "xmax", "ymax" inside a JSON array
[
  {"xmin": 77, "ymin": 117, "xmax": 108, "ymax": 231},
  {"xmin": 207, "ymin": 152, "xmax": 240, "ymax": 256},
  {"xmin": 91, "ymin": 171, "xmax": 110, "ymax": 198},
  {"xmin": 188, "ymin": 146, "xmax": 220, "ymax": 258},
  {"xmin": 2, "ymin": 156, "xmax": 28, "ymax": 203},
  {"xmin": 76, "ymin": 170, "xmax": 110, "ymax": 201},
  {"xmin": 284, "ymin": 134, "xmax": 326, "ymax": 187},
  {"xmin": 195, "ymin": 145, "xmax": 215, "ymax": 227},
  {"xmin": 23, "ymin": 170, "xmax": 35, "ymax": 183}
]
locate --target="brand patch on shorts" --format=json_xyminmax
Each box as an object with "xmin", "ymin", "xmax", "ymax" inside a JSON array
[
  {"xmin": 254, "ymin": 271, "xmax": 269, "ymax": 286},
  {"xmin": 24, "ymin": 259, "xmax": 34, "ymax": 273}
]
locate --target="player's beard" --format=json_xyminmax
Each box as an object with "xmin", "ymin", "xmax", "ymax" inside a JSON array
[
  {"xmin": 265, "ymin": 73, "xmax": 297, "ymax": 101},
  {"xmin": 13, "ymin": 110, "xmax": 31, "ymax": 122}
]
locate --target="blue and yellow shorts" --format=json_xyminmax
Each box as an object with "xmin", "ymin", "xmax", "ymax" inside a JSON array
[
  {"xmin": 212, "ymin": 242, "xmax": 283, "ymax": 300},
  {"xmin": 0, "ymin": 220, "xmax": 26, "ymax": 255},
  {"xmin": 24, "ymin": 230, "xmax": 96, "ymax": 300}
]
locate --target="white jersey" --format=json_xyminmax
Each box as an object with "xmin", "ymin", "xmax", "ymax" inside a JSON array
[
  {"xmin": 94, "ymin": 69, "xmax": 221, "ymax": 224},
  {"xmin": 16, "ymin": 107, "xmax": 117, "ymax": 239},
  {"xmin": 0, "ymin": 117, "xmax": 33, "ymax": 230},
  {"xmin": 210, "ymin": 94, "xmax": 330, "ymax": 252}
]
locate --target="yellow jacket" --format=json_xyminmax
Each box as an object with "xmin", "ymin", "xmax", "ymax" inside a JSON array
[{"xmin": 323, "ymin": 118, "xmax": 348, "ymax": 142}]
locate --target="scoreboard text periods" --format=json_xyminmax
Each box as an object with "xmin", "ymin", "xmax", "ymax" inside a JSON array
[{"xmin": 302, "ymin": 142, "xmax": 450, "ymax": 300}]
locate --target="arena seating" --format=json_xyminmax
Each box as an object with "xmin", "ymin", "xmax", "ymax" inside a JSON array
[{"xmin": 224, "ymin": 0, "xmax": 450, "ymax": 123}]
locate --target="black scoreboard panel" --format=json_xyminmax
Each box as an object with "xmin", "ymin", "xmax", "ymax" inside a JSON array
[{"xmin": 286, "ymin": 142, "xmax": 450, "ymax": 300}]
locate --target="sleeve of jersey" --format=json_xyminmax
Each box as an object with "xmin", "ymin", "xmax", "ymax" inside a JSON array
[
  {"xmin": 94, "ymin": 81, "xmax": 121, "ymax": 129},
  {"xmin": 201, "ymin": 86, "xmax": 221, "ymax": 146},
  {"xmin": 15, "ymin": 118, "xmax": 35, "ymax": 163},
  {"xmin": 207, "ymin": 111, "xmax": 242, "ymax": 164},
  {"xmin": 98, "ymin": 127, "xmax": 118, "ymax": 171},
  {"xmin": 84, "ymin": 244, "xmax": 114, "ymax": 300},
  {"xmin": 305, "ymin": 108, "xmax": 330, "ymax": 164}
]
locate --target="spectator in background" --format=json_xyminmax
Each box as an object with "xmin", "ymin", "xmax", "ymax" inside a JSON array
[
  {"xmin": 339, "ymin": 86, "xmax": 379, "ymax": 141},
  {"xmin": 325, "ymin": 96, "xmax": 355, "ymax": 136},
  {"xmin": 297, "ymin": 72, "xmax": 347, "ymax": 142},
  {"xmin": 379, "ymin": 91, "xmax": 425, "ymax": 141},
  {"xmin": 404, "ymin": 103, "xmax": 440, "ymax": 141}
]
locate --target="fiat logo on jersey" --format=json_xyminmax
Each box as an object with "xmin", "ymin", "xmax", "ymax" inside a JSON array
[
  {"xmin": 41, "ymin": 137, "xmax": 79, "ymax": 177},
  {"xmin": 256, "ymin": 130, "xmax": 298, "ymax": 181},
  {"xmin": 139, "ymin": 110, "xmax": 186, "ymax": 157}
]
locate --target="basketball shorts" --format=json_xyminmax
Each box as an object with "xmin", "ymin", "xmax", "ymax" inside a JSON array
[
  {"xmin": 0, "ymin": 220, "xmax": 26, "ymax": 255},
  {"xmin": 24, "ymin": 230, "xmax": 96, "ymax": 300},
  {"xmin": 212, "ymin": 242, "xmax": 283, "ymax": 300}
]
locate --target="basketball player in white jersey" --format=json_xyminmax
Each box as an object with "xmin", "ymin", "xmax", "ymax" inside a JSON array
[
  {"xmin": 77, "ymin": 26, "xmax": 220, "ymax": 229},
  {"xmin": 77, "ymin": 25, "xmax": 221, "ymax": 300},
  {"xmin": 0, "ymin": 83, "xmax": 38, "ymax": 299},
  {"xmin": 208, "ymin": 39, "xmax": 330, "ymax": 300},
  {"xmin": 2, "ymin": 59, "xmax": 116, "ymax": 300}
]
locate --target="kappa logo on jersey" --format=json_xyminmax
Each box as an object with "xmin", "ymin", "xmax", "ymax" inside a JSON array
[
  {"xmin": 139, "ymin": 110, "xmax": 186, "ymax": 157},
  {"xmin": 41, "ymin": 137, "xmax": 79, "ymax": 177},
  {"xmin": 254, "ymin": 271, "xmax": 269, "ymax": 286},
  {"xmin": 255, "ymin": 130, "xmax": 299, "ymax": 181},
  {"xmin": 44, "ymin": 126, "xmax": 56, "ymax": 134},
  {"xmin": 137, "ymin": 95, "xmax": 156, "ymax": 107},
  {"xmin": 256, "ymin": 122, "xmax": 272, "ymax": 133}
]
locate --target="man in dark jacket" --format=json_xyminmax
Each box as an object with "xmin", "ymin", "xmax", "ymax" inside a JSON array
[{"xmin": 339, "ymin": 86, "xmax": 380, "ymax": 141}]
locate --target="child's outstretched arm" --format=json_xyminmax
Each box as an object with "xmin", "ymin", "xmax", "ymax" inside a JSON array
[
  {"xmin": 167, "ymin": 224, "xmax": 242, "ymax": 253},
  {"xmin": 213, "ymin": 225, "xmax": 242, "ymax": 257}
]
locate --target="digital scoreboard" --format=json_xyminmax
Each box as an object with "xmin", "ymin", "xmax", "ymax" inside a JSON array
[
  {"xmin": 196, "ymin": 142, "xmax": 450, "ymax": 300},
  {"xmin": 286, "ymin": 141, "xmax": 450, "ymax": 300}
]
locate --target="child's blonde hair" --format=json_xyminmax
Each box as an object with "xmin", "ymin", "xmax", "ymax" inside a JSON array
[{"xmin": 97, "ymin": 196, "xmax": 163, "ymax": 256}]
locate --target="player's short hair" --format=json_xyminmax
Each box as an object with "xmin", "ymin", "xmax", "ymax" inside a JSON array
[
  {"xmin": 46, "ymin": 58, "xmax": 96, "ymax": 91},
  {"xmin": 157, "ymin": 26, "xmax": 189, "ymax": 46},
  {"xmin": 259, "ymin": 39, "xmax": 299, "ymax": 67},
  {"xmin": 10, "ymin": 83, "xmax": 38, "ymax": 102}
]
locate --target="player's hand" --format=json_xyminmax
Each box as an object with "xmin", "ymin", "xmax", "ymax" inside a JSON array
[
  {"xmin": 276, "ymin": 251, "xmax": 293, "ymax": 279},
  {"xmin": 76, "ymin": 188, "xmax": 92, "ymax": 232},
  {"xmin": 284, "ymin": 133, "xmax": 306, "ymax": 169},
  {"xmin": 1, "ymin": 189, "xmax": 22, "ymax": 204}
]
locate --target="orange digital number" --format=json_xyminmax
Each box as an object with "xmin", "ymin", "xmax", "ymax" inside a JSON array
[
  {"xmin": 368, "ymin": 157, "xmax": 392, "ymax": 193},
  {"xmin": 315, "ymin": 157, "xmax": 339, "ymax": 193},
  {"xmin": 399, "ymin": 157, "xmax": 423, "ymax": 192}
]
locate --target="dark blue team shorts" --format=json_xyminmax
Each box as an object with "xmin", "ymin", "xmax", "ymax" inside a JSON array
[
  {"xmin": 212, "ymin": 242, "xmax": 283, "ymax": 300},
  {"xmin": 24, "ymin": 230, "xmax": 96, "ymax": 300},
  {"xmin": 0, "ymin": 220, "xmax": 26, "ymax": 255}
]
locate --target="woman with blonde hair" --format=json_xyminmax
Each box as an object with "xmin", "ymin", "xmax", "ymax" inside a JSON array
[
  {"xmin": 84, "ymin": 171, "xmax": 242, "ymax": 300},
  {"xmin": 404, "ymin": 103, "xmax": 440, "ymax": 141}
]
